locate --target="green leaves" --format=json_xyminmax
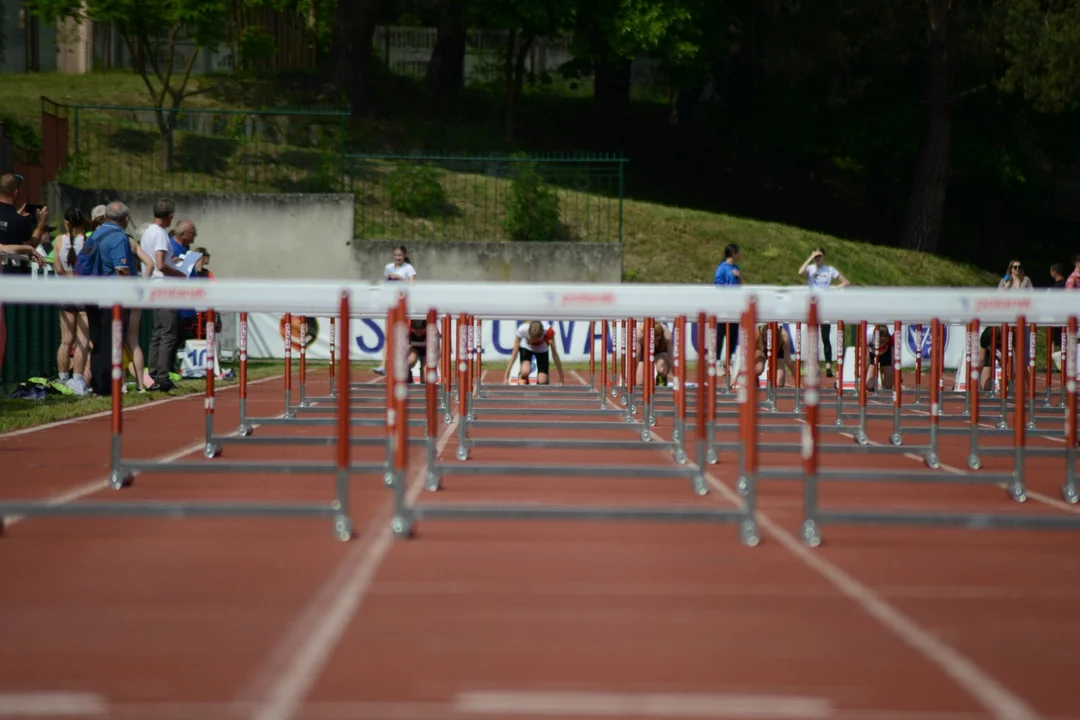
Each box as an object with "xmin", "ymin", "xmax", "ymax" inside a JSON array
[{"xmin": 998, "ymin": 0, "xmax": 1080, "ymax": 112}]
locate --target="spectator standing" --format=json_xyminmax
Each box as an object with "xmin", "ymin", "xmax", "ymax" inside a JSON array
[
  {"xmin": 798, "ymin": 247, "xmax": 850, "ymax": 378},
  {"xmin": 0, "ymin": 173, "xmax": 50, "ymax": 253},
  {"xmin": 998, "ymin": 259, "xmax": 1032, "ymax": 290},
  {"xmin": 1065, "ymin": 255, "xmax": 1080, "ymax": 290},
  {"xmin": 712, "ymin": 243, "xmax": 742, "ymax": 375},
  {"xmin": 168, "ymin": 220, "xmax": 200, "ymax": 367},
  {"xmin": 83, "ymin": 202, "xmax": 137, "ymax": 396},
  {"xmin": 140, "ymin": 198, "xmax": 186, "ymax": 392},
  {"xmin": 375, "ymin": 246, "xmax": 417, "ymax": 375},
  {"xmin": 1050, "ymin": 263, "xmax": 1068, "ymax": 370},
  {"xmin": 53, "ymin": 208, "xmax": 91, "ymax": 385}
]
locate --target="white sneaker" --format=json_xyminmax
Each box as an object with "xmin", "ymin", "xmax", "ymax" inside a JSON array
[{"xmin": 373, "ymin": 366, "xmax": 386, "ymax": 376}]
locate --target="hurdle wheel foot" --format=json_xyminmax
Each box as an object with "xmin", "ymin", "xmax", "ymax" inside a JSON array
[
  {"xmin": 110, "ymin": 471, "xmax": 134, "ymax": 490},
  {"xmin": 692, "ymin": 476, "xmax": 708, "ymax": 496},
  {"xmin": 736, "ymin": 477, "xmax": 749, "ymax": 497},
  {"xmin": 391, "ymin": 515, "xmax": 414, "ymax": 539},
  {"xmin": 237, "ymin": 425, "xmax": 253, "ymax": 437},
  {"xmin": 967, "ymin": 454, "xmax": 981, "ymax": 471},
  {"xmin": 333, "ymin": 516, "xmax": 353, "ymax": 542},
  {"xmin": 283, "ymin": 412, "xmax": 296, "ymax": 420},
  {"xmin": 674, "ymin": 449, "xmax": 687, "ymax": 465},
  {"xmin": 204, "ymin": 443, "xmax": 223, "ymax": 459},
  {"xmin": 455, "ymin": 446, "xmax": 469, "ymax": 461},
  {"xmin": 801, "ymin": 520, "xmax": 822, "ymax": 548},
  {"xmin": 925, "ymin": 453, "xmax": 940, "ymax": 470},
  {"xmin": 1008, "ymin": 483, "xmax": 1027, "ymax": 504},
  {"xmin": 889, "ymin": 433, "xmax": 903, "ymax": 446},
  {"xmin": 383, "ymin": 471, "xmax": 394, "ymax": 488},
  {"xmin": 424, "ymin": 472, "xmax": 442, "ymax": 492},
  {"xmin": 854, "ymin": 432, "xmax": 868, "ymax": 446},
  {"xmin": 1061, "ymin": 484, "xmax": 1078, "ymax": 504},
  {"xmin": 443, "ymin": 413, "xmax": 453, "ymax": 424},
  {"xmin": 834, "ymin": 419, "xmax": 844, "ymax": 427},
  {"xmin": 640, "ymin": 429, "xmax": 651, "ymax": 442},
  {"xmin": 740, "ymin": 520, "xmax": 760, "ymax": 547},
  {"xmin": 706, "ymin": 449, "xmax": 718, "ymax": 465},
  {"xmin": 648, "ymin": 415, "xmax": 657, "ymax": 428}
]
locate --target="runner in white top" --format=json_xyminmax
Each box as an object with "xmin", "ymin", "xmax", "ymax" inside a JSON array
[
  {"xmin": 798, "ymin": 247, "xmax": 850, "ymax": 378},
  {"xmin": 505, "ymin": 320, "xmax": 565, "ymax": 385},
  {"xmin": 375, "ymin": 245, "xmax": 417, "ymax": 375}
]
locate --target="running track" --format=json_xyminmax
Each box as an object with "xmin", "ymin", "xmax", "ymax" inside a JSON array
[{"xmin": 0, "ymin": 369, "xmax": 1078, "ymax": 720}]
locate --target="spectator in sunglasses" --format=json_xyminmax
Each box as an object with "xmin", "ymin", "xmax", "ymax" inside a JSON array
[{"xmin": 998, "ymin": 260, "xmax": 1032, "ymax": 290}]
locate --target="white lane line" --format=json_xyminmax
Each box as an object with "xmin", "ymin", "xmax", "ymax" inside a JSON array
[
  {"xmin": 2, "ymin": 372, "xmax": 385, "ymax": 528},
  {"xmin": 1, "ymin": 438, "xmax": 212, "ymax": 528},
  {"xmin": 0, "ymin": 373, "xmax": 286, "ymax": 440},
  {"xmin": 0, "ymin": 692, "xmax": 107, "ymax": 716},
  {"xmin": 244, "ymin": 373, "xmax": 480, "ymax": 720},
  {"xmin": 605, "ymin": 375, "xmax": 1043, "ymax": 720},
  {"xmin": 454, "ymin": 690, "xmax": 832, "ymax": 718},
  {"xmin": 699, "ymin": 470, "xmax": 1043, "ymax": 720}
]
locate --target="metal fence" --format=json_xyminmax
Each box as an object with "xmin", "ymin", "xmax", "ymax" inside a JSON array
[
  {"xmin": 55, "ymin": 102, "xmax": 349, "ymax": 194},
  {"xmin": 345, "ymin": 153, "xmax": 626, "ymax": 243}
]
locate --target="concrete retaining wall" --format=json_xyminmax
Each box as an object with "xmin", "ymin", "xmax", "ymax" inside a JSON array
[{"xmin": 46, "ymin": 185, "xmax": 623, "ymax": 282}]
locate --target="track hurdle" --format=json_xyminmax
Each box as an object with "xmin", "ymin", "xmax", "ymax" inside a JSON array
[{"xmin": 0, "ymin": 279, "xmax": 368, "ymax": 540}]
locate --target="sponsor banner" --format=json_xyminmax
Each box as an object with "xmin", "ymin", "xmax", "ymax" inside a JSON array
[{"xmin": 246, "ymin": 314, "xmax": 974, "ymax": 368}]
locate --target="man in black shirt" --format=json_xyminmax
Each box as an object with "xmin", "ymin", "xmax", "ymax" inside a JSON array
[{"xmin": 0, "ymin": 173, "xmax": 50, "ymax": 250}]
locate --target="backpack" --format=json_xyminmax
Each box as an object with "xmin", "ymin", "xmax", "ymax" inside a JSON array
[{"xmin": 74, "ymin": 224, "xmax": 125, "ymax": 277}]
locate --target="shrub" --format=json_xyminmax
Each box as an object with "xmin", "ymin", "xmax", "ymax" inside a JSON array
[
  {"xmin": 504, "ymin": 154, "xmax": 561, "ymax": 242},
  {"xmin": 385, "ymin": 163, "xmax": 449, "ymax": 218}
]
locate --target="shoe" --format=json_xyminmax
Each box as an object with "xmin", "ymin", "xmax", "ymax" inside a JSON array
[
  {"xmin": 373, "ymin": 366, "xmax": 386, "ymax": 376},
  {"xmin": 826, "ymin": 367, "xmax": 834, "ymax": 378}
]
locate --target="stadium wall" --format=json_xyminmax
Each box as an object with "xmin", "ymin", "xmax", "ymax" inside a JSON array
[{"xmin": 46, "ymin": 184, "xmax": 622, "ymax": 283}]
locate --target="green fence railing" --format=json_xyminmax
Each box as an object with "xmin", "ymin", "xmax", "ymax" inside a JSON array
[
  {"xmin": 57, "ymin": 102, "xmax": 349, "ymax": 194},
  {"xmin": 345, "ymin": 153, "xmax": 627, "ymax": 243}
]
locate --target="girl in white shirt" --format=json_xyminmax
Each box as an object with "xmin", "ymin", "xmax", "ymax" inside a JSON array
[
  {"xmin": 375, "ymin": 246, "xmax": 417, "ymax": 375},
  {"xmin": 52, "ymin": 208, "xmax": 91, "ymax": 383},
  {"xmin": 384, "ymin": 246, "xmax": 417, "ymax": 283},
  {"xmin": 504, "ymin": 321, "xmax": 565, "ymax": 385}
]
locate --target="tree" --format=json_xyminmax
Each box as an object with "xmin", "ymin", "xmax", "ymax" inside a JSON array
[
  {"xmin": 473, "ymin": 0, "xmax": 576, "ymax": 141},
  {"xmin": 900, "ymin": 0, "xmax": 958, "ymax": 252},
  {"xmin": 325, "ymin": 0, "xmax": 387, "ymax": 108},
  {"xmin": 998, "ymin": 0, "xmax": 1080, "ymax": 112},
  {"xmin": 567, "ymin": 0, "xmax": 701, "ymax": 135},
  {"xmin": 31, "ymin": 0, "xmax": 230, "ymax": 172},
  {"xmin": 424, "ymin": 0, "xmax": 468, "ymax": 97}
]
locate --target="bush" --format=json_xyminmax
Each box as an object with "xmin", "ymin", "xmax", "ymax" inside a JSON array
[
  {"xmin": 504, "ymin": 154, "xmax": 561, "ymax": 242},
  {"xmin": 385, "ymin": 163, "xmax": 449, "ymax": 217}
]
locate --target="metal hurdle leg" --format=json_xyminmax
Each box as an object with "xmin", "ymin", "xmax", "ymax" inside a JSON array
[
  {"xmin": 333, "ymin": 294, "xmax": 353, "ymax": 540},
  {"xmin": 283, "ymin": 312, "xmax": 295, "ymax": 419},
  {"xmin": 1063, "ymin": 322, "xmax": 1079, "ymax": 504},
  {"xmin": 297, "ymin": 315, "xmax": 309, "ymax": 408},
  {"xmin": 203, "ymin": 310, "xmax": 223, "ymax": 459},
  {"xmin": 236, "ymin": 312, "xmax": 253, "ymax": 437},
  {"xmin": 109, "ymin": 305, "xmax": 135, "ymax": 490},
  {"xmin": 967, "ymin": 321, "xmax": 983, "ymax": 470},
  {"xmin": 801, "ymin": 299, "xmax": 823, "ymax": 547},
  {"xmin": 455, "ymin": 313, "xmax": 470, "ymax": 461}
]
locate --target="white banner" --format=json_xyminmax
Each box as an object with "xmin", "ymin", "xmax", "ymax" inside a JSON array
[{"xmin": 245, "ymin": 314, "xmax": 975, "ymax": 369}]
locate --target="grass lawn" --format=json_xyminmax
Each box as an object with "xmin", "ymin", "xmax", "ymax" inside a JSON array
[{"xmin": 0, "ymin": 360, "xmax": 282, "ymax": 433}]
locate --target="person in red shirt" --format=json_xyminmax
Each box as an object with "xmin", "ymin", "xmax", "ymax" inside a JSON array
[{"xmin": 1066, "ymin": 255, "xmax": 1080, "ymax": 290}]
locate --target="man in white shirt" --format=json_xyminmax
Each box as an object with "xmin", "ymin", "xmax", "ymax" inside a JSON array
[
  {"xmin": 798, "ymin": 247, "xmax": 850, "ymax": 378},
  {"xmin": 141, "ymin": 198, "xmax": 186, "ymax": 391}
]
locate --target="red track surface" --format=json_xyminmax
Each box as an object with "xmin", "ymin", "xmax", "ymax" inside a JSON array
[{"xmin": 1, "ymin": 369, "xmax": 1078, "ymax": 720}]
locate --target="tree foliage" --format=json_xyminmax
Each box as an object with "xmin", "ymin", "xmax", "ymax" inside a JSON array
[{"xmin": 999, "ymin": 0, "xmax": 1080, "ymax": 112}]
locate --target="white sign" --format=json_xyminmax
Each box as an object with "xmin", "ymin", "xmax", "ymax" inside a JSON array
[
  {"xmin": 182, "ymin": 340, "xmax": 209, "ymax": 378},
  {"xmin": 244, "ymin": 314, "xmax": 975, "ymax": 369}
]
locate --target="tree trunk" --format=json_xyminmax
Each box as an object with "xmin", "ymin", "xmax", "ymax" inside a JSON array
[
  {"xmin": 424, "ymin": 0, "xmax": 467, "ymax": 97},
  {"xmin": 326, "ymin": 0, "xmax": 380, "ymax": 110},
  {"xmin": 901, "ymin": 0, "xmax": 956, "ymax": 253},
  {"xmin": 594, "ymin": 57, "xmax": 632, "ymax": 139}
]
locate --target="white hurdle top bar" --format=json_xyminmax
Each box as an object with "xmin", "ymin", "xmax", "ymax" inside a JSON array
[{"xmin": 0, "ymin": 277, "xmax": 1075, "ymax": 325}]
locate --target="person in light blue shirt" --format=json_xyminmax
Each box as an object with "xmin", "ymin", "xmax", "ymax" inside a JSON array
[{"xmin": 713, "ymin": 243, "xmax": 742, "ymax": 372}]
